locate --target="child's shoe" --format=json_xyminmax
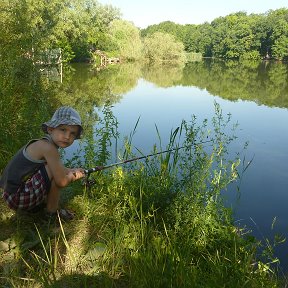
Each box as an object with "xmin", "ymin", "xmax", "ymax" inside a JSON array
[{"xmin": 46, "ymin": 208, "xmax": 75, "ymax": 222}]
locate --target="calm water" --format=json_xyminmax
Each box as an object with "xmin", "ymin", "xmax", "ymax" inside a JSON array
[
  {"xmin": 1, "ymin": 59, "xmax": 288, "ymax": 270},
  {"xmin": 97, "ymin": 60, "xmax": 288, "ymax": 271},
  {"xmin": 110, "ymin": 78, "xmax": 288, "ymax": 269}
]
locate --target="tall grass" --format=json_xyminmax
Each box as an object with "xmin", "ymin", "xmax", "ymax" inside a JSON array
[{"xmin": 1, "ymin": 102, "xmax": 282, "ymax": 287}]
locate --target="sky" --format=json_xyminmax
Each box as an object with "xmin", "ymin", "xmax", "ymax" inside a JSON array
[{"xmin": 99, "ymin": 0, "xmax": 288, "ymax": 28}]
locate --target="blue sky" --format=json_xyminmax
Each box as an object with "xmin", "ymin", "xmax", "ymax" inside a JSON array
[{"xmin": 100, "ymin": 0, "xmax": 287, "ymax": 28}]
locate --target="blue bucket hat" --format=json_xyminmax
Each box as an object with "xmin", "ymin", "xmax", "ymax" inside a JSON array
[{"xmin": 42, "ymin": 106, "xmax": 83, "ymax": 139}]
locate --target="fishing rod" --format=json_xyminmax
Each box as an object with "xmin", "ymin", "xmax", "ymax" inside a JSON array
[{"xmin": 84, "ymin": 138, "xmax": 213, "ymax": 175}]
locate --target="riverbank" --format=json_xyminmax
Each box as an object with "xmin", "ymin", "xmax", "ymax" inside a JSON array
[{"xmin": 0, "ymin": 105, "xmax": 283, "ymax": 287}]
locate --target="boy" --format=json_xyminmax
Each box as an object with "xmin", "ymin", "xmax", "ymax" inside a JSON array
[{"xmin": 0, "ymin": 106, "xmax": 85, "ymax": 221}]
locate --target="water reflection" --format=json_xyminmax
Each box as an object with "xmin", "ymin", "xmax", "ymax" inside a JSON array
[
  {"xmin": 181, "ymin": 60, "xmax": 288, "ymax": 108},
  {"xmin": 142, "ymin": 62, "xmax": 185, "ymax": 87},
  {"xmin": 55, "ymin": 60, "xmax": 288, "ymax": 110},
  {"xmin": 1, "ymin": 59, "xmax": 288, "ymax": 170}
]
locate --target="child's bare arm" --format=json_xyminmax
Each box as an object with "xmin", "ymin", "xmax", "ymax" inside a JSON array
[{"xmin": 41, "ymin": 142, "xmax": 84, "ymax": 187}]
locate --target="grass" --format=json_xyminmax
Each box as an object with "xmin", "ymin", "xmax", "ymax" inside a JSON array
[{"xmin": 0, "ymin": 102, "xmax": 284, "ymax": 287}]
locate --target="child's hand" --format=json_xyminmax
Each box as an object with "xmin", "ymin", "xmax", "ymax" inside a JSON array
[{"xmin": 69, "ymin": 168, "xmax": 85, "ymax": 182}]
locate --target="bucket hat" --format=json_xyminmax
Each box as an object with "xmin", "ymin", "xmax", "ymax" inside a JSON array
[{"xmin": 42, "ymin": 106, "xmax": 83, "ymax": 139}]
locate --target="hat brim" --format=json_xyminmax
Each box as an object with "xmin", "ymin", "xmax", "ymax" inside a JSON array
[{"xmin": 42, "ymin": 120, "xmax": 83, "ymax": 139}]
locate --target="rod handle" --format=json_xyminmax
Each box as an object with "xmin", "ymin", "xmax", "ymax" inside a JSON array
[{"xmin": 84, "ymin": 166, "xmax": 105, "ymax": 174}]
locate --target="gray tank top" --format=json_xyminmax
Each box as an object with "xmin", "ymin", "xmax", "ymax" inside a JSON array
[{"xmin": 0, "ymin": 135, "xmax": 53, "ymax": 194}]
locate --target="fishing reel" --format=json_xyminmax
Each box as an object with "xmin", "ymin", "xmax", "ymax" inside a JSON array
[
  {"xmin": 82, "ymin": 171, "xmax": 96, "ymax": 189},
  {"xmin": 83, "ymin": 177, "xmax": 96, "ymax": 188}
]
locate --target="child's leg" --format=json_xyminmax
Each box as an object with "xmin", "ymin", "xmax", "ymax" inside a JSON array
[
  {"xmin": 46, "ymin": 180, "xmax": 61, "ymax": 213},
  {"xmin": 44, "ymin": 165, "xmax": 75, "ymax": 220},
  {"xmin": 45, "ymin": 166, "xmax": 61, "ymax": 213}
]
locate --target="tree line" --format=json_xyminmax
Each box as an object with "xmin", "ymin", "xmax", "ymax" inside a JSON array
[
  {"xmin": 142, "ymin": 9, "xmax": 288, "ymax": 61},
  {"xmin": 1, "ymin": 1, "xmax": 288, "ymax": 64}
]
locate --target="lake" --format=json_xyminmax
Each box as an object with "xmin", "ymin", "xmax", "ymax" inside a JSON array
[
  {"xmin": 1, "ymin": 59, "xmax": 288, "ymax": 271},
  {"xmin": 72, "ymin": 59, "xmax": 288, "ymax": 272}
]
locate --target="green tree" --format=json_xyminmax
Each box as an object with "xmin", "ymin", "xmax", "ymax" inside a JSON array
[
  {"xmin": 141, "ymin": 21, "xmax": 186, "ymax": 43},
  {"xmin": 211, "ymin": 12, "xmax": 260, "ymax": 59},
  {"xmin": 109, "ymin": 19, "xmax": 143, "ymax": 61},
  {"xmin": 55, "ymin": 0, "xmax": 120, "ymax": 61},
  {"xmin": 250, "ymin": 13, "xmax": 272, "ymax": 57},
  {"xmin": 0, "ymin": 0, "xmax": 121, "ymax": 62},
  {"xmin": 272, "ymin": 35, "xmax": 288, "ymax": 60},
  {"xmin": 182, "ymin": 24, "xmax": 198, "ymax": 52},
  {"xmin": 184, "ymin": 23, "xmax": 213, "ymax": 56},
  {"xmin": 140, "ymin": 9, "xmax": 288, "ymax": 61},
  {"xmin": 143, "ymin": 32, "xmax": 186, "ymax": 63},
  {"xmin": 268, "ymin": 9, "xmax": 288, "ymax": 60}
]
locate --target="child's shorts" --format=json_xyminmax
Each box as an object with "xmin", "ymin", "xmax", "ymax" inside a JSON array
[{"xmin": 2, "ymin": 165, "xmax": 51, "ymax": 211}]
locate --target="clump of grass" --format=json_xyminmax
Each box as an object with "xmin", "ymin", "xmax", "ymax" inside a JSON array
[{"xmin": 1, "ymin": 102, "xmax": 282, "ymax": 287}]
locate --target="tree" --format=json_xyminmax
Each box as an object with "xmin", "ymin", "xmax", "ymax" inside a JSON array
[
  {"xmin": 268, "ymin": 9, "xmax": 288, "ymax": 60},
  {"xmin": 109, "ymin": 19, "xmax": 143, "ymax": 61},
  {"xmin": 272, "ymin": 35, "xmax": 288, "ymax": 60},
  {"xmin": 184, "ymin": 23, "xmax": 213, "ymax": 57},
  {"xmin": 143, "ymin": 32, "xmax": 186, "ymax": 63},
  {"xmin": 211, "ymin": 12, "xmax": 260, "ymax": 59},
  {"xmin": 141, "ymin": 21, "xmax": 185, "ymax": 43},
  {"xmin": 55, "ymin": 0, "xmax": 120, "ymax": 61},
  {"xmin": 182, "ymin": 24, "xmax": 198, "ymax": 52}
]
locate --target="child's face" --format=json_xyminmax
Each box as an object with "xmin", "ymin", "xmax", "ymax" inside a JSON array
[{"xmin": 47, "ymin": 124, "xmax": 80, "ymax": 148}]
